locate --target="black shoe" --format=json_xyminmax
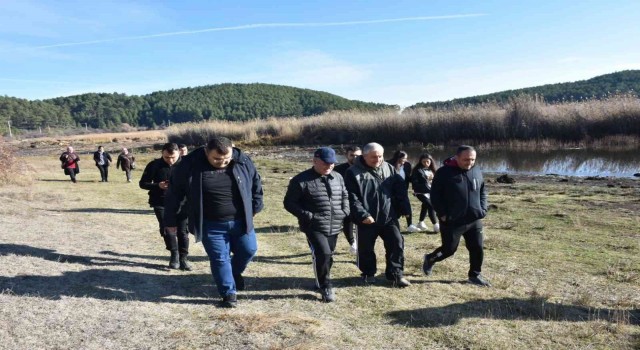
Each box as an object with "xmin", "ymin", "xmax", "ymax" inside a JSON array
[
  {"xmin": 169, "ymin": 251, "xmax": 179, "ymax": 269},
  {"xmin": 468, "ymin": 274, "xmax": 492, "ymax": 287},
  {"xmin": 220, "ymin": 294, "xmax": 237, "ymax": 308},
  {"xmin": 320, "ymin": 287, "xmax": 336, "ymax": 302},
  {"xmin": 233, "ymin": 274, "xmax": 245, "ymax": 291},
  {"xmin": 422, "ymin": 254, "xmax": 434, "ymax": 276},
  {"xmin": 362, "ymin": 275, "xmax": 377, "ymax": 284},
  {"xmin": 179, "ymin": 257, "xmax": 192, "ymax": 271},
  {"xmin": 393, "ymin": 277, "xmax": 411, "ymax": 288}
]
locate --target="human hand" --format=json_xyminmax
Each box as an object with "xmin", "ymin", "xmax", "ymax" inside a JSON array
[
  {"xmin": 159, "ymin": 181, "xmax": 169, "ymax": 190},
  {"xmin": 362, "ymin": 216, "xmax": 375, "ymax": 225}
]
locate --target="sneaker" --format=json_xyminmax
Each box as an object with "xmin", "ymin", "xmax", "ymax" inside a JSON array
[
  {"xmin": 233, "ymin": 274, "xmax": 245, "ymax": 291},
  {"xmin": 407, "ymin": 224, "xmax": 421, "ymax": 233},
  {"xmin": 422, "ymin": 254, "xmax": 434, "ymax": 276},
  {"xmin": 349, "ymin": 242, "xmax": 358, "ymax": 255},
  {"xmin": 362, "ymin": 275, "xmax": 377, "ymax": 284},
  {"xmin": 433, "ymin": 223, "xmax": 440, "ymax": 233},
  {"xmin": 220, "ymin": 294, "xmax": 237, "ymax": 308},
  {"xmin": 468, "ymin": 274, "xmax": 491, "ymax": 287},
  {"xmin": 320, "ymin": 287, "xmax": 336, "ymax": 302},
  {"xmin": 179, "ymin": 257, "xmax": 192, "ymax": 271},
  {"xmin": 417, "ymin": 221, "xmax": 428, "ymax": 230},
  {"xmin": 394, "ymin": 277, "xmax": 411, "ymax": 288}
]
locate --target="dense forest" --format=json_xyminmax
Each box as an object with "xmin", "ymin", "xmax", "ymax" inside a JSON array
[
  {"xmin": 0, "ymin": 83, "xmax": 394, "ymax": 133},
  {"xmin": 408, "ymin": 70, "xmax": 640, "ymax": 109}
]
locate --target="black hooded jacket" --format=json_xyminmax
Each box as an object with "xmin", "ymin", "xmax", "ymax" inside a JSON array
[{"xmin": 431, "ymin": 157, "xmax": 488, "ymax": 226}]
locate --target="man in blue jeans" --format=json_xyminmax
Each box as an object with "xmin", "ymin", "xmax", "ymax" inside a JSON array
[{"xmin": 164, "ymin": 136, "xmax": 264, "ymax": 307}]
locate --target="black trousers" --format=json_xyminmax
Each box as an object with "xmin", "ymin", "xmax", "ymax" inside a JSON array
[
  {"xmin": 356, "ymin": 221, "xmax": 404, "ymax": 279},
  {"xmin": 305, "ymin": 231, "xmax": 338, "ymax": 289},
  {"xmin": 416, "ymin": 194, "xmax": 437, "ymax": 224},
  {"xmin": 342, "ymin": 217, "xmax": 355, "ymax": 245},
  {"xmin": 426, "ymin": 220, "xmax": 484, "ymax": 278},
  {"xmin": 96, "ymin": 165, "xmax": 109, "ymax": 182},
  {"xmin": 124, "ymin": 169, "xmax": 132, "ymax": 181},
  {"xmin": 153, "ymin": 206, "xmax": 189, "ymax": 256}
]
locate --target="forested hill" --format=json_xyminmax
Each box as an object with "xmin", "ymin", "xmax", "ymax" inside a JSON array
[
  {"xmin": 408, "ymin": 70, "xmax": 640, "ymax": 109},
  {"xmin": 0, "ymin": 83, "xmax": 395, "ymax": 131}
]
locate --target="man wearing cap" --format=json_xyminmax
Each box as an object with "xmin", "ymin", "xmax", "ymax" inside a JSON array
[
  {"xmin": 284, "ymin": 147, "xmax": 349, "ymax": 302},
  {"xmin": 344, "ymin": 142, "xmax": 412, "ymax": 287}
]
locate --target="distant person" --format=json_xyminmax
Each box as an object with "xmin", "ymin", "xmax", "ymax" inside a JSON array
[
  {"xmin": 422, "ymin": 145, "xmax": 490, "ymax": 286},
  {"xmin": 388, "ymin": 150, "xmax": 419, "ymax": 233},
  {"xmin": 93, "ymin": 146, "xmax": 112, "ymax": 182},
  {"xmin": 345, "ymin": 142, "xmax": 412, "ymax": 287},
  {"xmin": 116, "ymin": 147, "xmax": 136, "ymax": 182},
  {"xmin": 333, "ymin": 145, "xmax": 361, "ymax": 255},
  {"xmin": 410, "ymin": 153, "xmax": 439, "ymax": 233},
  {"xmin": 178, "ymin": 144, "xmax": 188, "ymax": 157},
  {"xmin": 59, "ymin": 146, "xmax": 80, "ymax": 183},
  {"xmin": 139, "ymin": 143, "xmax": 190, "ymax": 271},
  {"xmin": 284, "ymin": 147, "xmax": 349, "ymax": 302},
  {"xmin": 164, "ymin": 136, "xmax": 264, "ymax": 308}
]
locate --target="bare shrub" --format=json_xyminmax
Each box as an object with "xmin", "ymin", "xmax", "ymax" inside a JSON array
[{"xmin": 0, "ymin": 144, "xmax": 33, "ymax": 186}]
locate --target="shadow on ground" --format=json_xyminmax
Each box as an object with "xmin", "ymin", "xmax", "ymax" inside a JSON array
[
  {"xmin": 387, "ymin": 297, "xmax": 640, "ymax": 327},
  {"xmin": 55, "ymin": 208, "xmax": 154, "ymax": 215}
]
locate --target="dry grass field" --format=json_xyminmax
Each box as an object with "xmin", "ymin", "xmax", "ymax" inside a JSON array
[{"xmin": 0, "ymin": 149, "xmax": 638, "ymax": 349}]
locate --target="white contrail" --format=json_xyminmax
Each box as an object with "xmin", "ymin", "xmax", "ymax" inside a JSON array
[{"xmin": 9, "ymin": 14, "xmax": 486, "ymax": 51}]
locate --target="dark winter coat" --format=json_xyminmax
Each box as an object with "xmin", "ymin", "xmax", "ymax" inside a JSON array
[
  {"xmin": 431, "ymin": 158, "xmax": 488, "ymax": 226},
  {"xmin": 59, "ymin": 151, "xmax": 80, "ymax": 174},
  {"xmin": 333, "ymin": 162, "xmax": 352, "ymax": 178},
  {"xmin": 410, "ymin": 168, "xmax": 434, "ymax": 194},
  {"xmin": 344, "ymin": 156, "xmax": 411, "ymax": 226},
  {"xmin": 388, "ymin": 160, "xmax": 412, "ymax": 188},
  {"xmin": 117, "ymin": 153, "xmax": 135, "ymax": 171},
  {"xmin": 139, "ymin": 158, "xmax": 172, "ymax": 207},
  {"xmin": 163, "ymin": 147, "xmax": 264, "ymax": 243},
  {"xmin": 284, "ymin": 168, "xmax": 349, "ymax": 236},
  {"xmin": 93, "ymin": 151, "xmax": 112, "ymax": 167}
]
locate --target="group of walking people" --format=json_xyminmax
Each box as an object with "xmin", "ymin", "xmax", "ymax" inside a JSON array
[
  {"xmin": 59, "ymin": 145, "xmax": 137, "ymax": 183},
  {"xmin": 59, "ymin": 137, "xmax": 490, "ymax": 308}
]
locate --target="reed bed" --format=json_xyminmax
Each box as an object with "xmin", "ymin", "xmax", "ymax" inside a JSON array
[{"xmin": 166, "ymin": 94, "xmax": 640, "ymax": 148}]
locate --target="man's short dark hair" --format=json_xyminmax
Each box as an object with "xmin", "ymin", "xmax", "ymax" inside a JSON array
[
  {"xmin": 206, "ymin": 137, "xmax": 233, "ymax": 154},
  {"xmin": 178, "ymin": 144, "xmax": 187, "ymax": 149},
  {"xmin": 456, "ymin": 145, "xmax": 476, "ymax": 155},
  {"xmin": 345, "ymin": 145, "xmax": 361, "ymax": 153},
  {"xmin": 162, "ymin": 143, "xmax": 179, "ymax": 153}
]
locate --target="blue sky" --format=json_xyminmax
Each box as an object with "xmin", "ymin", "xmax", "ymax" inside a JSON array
[{"xmin": 1, "ymin": 0, "xmax": 639, "ymax": 107}]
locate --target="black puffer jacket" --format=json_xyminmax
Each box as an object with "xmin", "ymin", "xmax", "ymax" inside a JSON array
[
  {"xmin": 431, "ymin": 157, "xmax": 488, "ymax": 226},
  {"xmin": 284, "ymin": 168, "xmax": 349, "ymax": 236},
  {"xmin": 344, "ymin": 156, "xmax": 411, "ymax": 226},
  {"xmin": 139, "ymin": 158, "xmax": 172, "ymax": 207}
]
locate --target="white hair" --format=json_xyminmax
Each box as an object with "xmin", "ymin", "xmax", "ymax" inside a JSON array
[{"xmin": 362, "ymin": 142, "xmax": 384, "ymax": 155}]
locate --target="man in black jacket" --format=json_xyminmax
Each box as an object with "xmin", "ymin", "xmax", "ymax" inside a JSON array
[
  {"xmin": 139, "ymin": 143, "xmax": 190, "ymax": 271},
  {"xmin": 344, "ymin": 142, "xmax": 412, "ymax": 287},
  {"xmin": 164, "ymin": 137, "xmax": 264, "ymax": 308},
  {"xmin": 422, "ymin": 145, "xmax": 491, "ymax": 286},
  {"xmin": 333, "ymin": 145, "xmax": 361, "ymax": 255},
  {"xmin": 93, "ymin": 146, "xmax": 112, "ymax": 182},
  {"xmin": 284, "ymin": 147, "xmax": 349, "ymax": 302}
]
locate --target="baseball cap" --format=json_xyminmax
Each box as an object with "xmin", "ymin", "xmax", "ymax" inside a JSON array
[{"xmin": 313, "ymin": 147, "xmax": 337, "ymax": 164}]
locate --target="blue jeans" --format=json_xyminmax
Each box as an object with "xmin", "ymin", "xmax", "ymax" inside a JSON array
[{"xmin": 202, "ymin": 219, "xmax": 257, "ymax": 297}]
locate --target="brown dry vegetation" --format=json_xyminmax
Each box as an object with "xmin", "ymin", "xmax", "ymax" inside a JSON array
[
  {"xmin": 167, "ymin": 94, "xmax": 640, "ymax": 149},
  {"xmin": 0, "ymin": 150, "xmax": 639, "ymax": 349}
]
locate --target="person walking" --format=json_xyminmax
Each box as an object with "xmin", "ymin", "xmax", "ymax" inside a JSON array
[
  {"xmin": 284, "ymin": 147, "xmax": 349, "ymax": 302},
  {"xmin": 116, "ymin": 147, "xmax": 136, "ymax": 182},
  {"xmin": 388, "ymin": 150, "xmax": 420, "ymax": 233},
  {"xmin": 410, "ymin": 153, "xmax": 439, "ymax": 233},
  {"xmin": 164, "ymin": 136, "xmax": 264, "ymax": 308},
  {"xmin": 333, "ymin": 145, "xmax": 361, "ymax": 255},
  {"xmin": 344, "ymin": 142, "xmax": 412, "ymax": 287},
  {"xmin": 59, "ymin": 146, "xmax": 80, "ymax": 183},
  {"xmin": 93, "ymin": 146, "xmax": 112, "ymax": 182},
  {"xmin": 139, "ymin": 143, "xmax": 190, "ymax": 271},
  {"xmin": 422, "ymin": 145, "xmax": 491, "ymax": 286}
]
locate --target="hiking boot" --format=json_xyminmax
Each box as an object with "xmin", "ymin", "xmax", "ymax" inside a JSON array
[
  {"xmin": 349, "ymin": 241, "xmax": 358, "ymax": 255},
  {"xmin": 234, "ymin": 274, "xmax": 245, "ymax": 291},
  {"xmin": 179, "ymin": 256, "xmax": 192, "ymax": 271},
  {"xmin": 394, "ymin": 277, "xmax": 411, "ymax": 288},
  {"xmin": 422, "ymin": 254, "xmax": 434, "ymax": 276},
  {"xmin": 407, "ymin": 224, "xmax": 421, "ymax": 233},
  {"xmin": 220, "ymin": 294, "xmax": 237, "ymax": 308},
  {"xmin": 320, "ymin": 287, "xmax": 336, "ymax": 302},
  {"xmin": 468, "ymin": 274, "xmax": 492, "ymax": 287},
  {"xmin": 433, "ymin": 223, "xmax": 440, "ymax": 233},
  {"xmin": 417, "ymin": 221, "xmax": 428, "ymax": 230},
  {"xmin": 362, "ymin": 275, "xmax": 377, "ymax": 284},
  {"xmin": 169, "ymin": 251, "xmax": 180, "ymax": 269}
]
